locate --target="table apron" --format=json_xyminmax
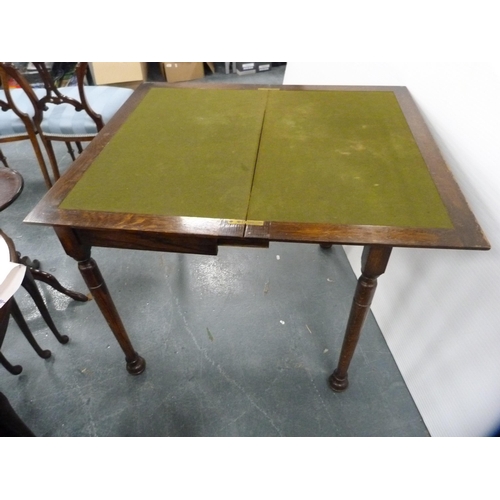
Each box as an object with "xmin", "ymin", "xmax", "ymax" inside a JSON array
[
  {"xmin": 74, "ymin": 228, "xmax": 271, "ymax": 256},
  {"xmin": 76, "ymin": 228, "xmax": 219, "ymax": 256}
]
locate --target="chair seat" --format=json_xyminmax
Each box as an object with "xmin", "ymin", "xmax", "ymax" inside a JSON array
[
  {"xmin": 40, "ymin": 86, "xmax": 133, "ymax": 137},
  {"xmin": 2, "ymin": 85, "xmax": 133, "ymax": 138}
]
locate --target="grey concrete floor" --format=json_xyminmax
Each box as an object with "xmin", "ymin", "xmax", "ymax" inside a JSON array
[{"xmin": 0, "ymin": 64, "xmax": 428, "ymax": 436}]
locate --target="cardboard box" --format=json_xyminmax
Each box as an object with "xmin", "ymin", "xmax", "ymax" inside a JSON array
[
  {"xmin": 235, "ymin": 62, "xmax": 271, "ymax": 76},
  {"xmin": 255, "ymin": 62, "xmax": 272, "ymax": 72},
  {"xmin": 161, "ymin": 62, "xmax": 214, "ymax": 83},
  {"xmin": 235, "ymin": 62, "xmax": 256, "ymax": 75},
  {"xmin": 89, "ymin": 63, "xmax": 148, "ymax": 85}
]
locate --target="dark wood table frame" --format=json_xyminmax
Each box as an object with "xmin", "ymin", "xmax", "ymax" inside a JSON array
[{"xmin": 25, "ymin": 84, "xmax": 490, "ymax": 391}]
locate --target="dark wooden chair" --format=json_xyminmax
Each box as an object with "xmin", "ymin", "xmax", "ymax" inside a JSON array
[
  {"xmin": 0, "ymin": 167, "xmax": 88, "ymax": 375},
  {"xmin": 28, "ymin": 62, "xmax": 133, "ymax": 182},
  {"xmin": 0, "ymin": 62, "xmax": 134, "ymax": 186},
  {"xmin": 0, "ymin": 228, "xmax": 89, "ymax": 375},
  {"xmin": 0, "ymin": 63, "xmax": 54, "ymax": 188}
]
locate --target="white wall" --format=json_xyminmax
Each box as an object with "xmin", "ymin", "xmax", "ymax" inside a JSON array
[{"xmin": 284, "ymin": 62, "xmax": 500, "ymax": 436}]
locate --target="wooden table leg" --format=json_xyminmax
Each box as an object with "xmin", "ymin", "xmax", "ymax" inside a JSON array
[
  {"xmin": 54, "ymin": 228, "xmax": 146, "ymax": 375},
  {"xmin": 328, "ymin": 245, "xmax": 392, "ymax": 392},
  {"xmin": 78, "ymin": 258, "xmax": 146, "ymax": 375}
]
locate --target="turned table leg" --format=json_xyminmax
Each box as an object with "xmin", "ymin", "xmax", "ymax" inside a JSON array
[
  {"xmin": 54, "ymin": 228, "xmax": 145, "ymax": 375},
  {"xmin": 329, "ymin": 245, "xmax": 392, "ymax": 392}
]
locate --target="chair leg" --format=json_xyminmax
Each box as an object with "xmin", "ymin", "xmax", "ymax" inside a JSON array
[
  {"xmin": 26, "ymin": 130, "xmax": 53, "ymax": 189},
  {"xmin": 20, "ymin": 269, "xmax": 69, "ymax": 345},
  {"xmin": 0, "ymin": 351, "xmax": 23, "ymax": 375},
  {"xmin": 0, "ymin": 146, "xmax": 10, "ymax": 168},
  {"xmin": 17, "ymin": 254, "xmax": 89, "ymax": 303},
  {"xmin": 76, "ymin": 142, "xmax": 83, "ymax": 154},
  {"xmin": 65, "ymin": 141, "xmax": 76, "ymax": 161},
  {"xmin": 10, "ymin": 298, "xmax": 51, "ymax": 359},
  {"xmin": 40, "ymin": 136, "xmax": 61, "ymax": 182},
  {"xmin": 0, "ymin": 301, "xmax": 23, "ymax": 375},
  {"xmin": 29, "ymin": 267, "xmax": 89, "ymax": 302}
]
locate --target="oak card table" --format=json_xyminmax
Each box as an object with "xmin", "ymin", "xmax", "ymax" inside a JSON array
[{"xmin": 25, "ymin": 84, "xmax": 490, "ymax": 391}]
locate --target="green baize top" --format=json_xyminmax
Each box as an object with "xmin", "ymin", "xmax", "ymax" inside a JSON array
[{"xmin": 60, "ymin": 87, "xmax": 453, "ymax": 229}]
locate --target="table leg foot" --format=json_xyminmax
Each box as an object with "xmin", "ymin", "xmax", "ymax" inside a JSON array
[
  {"xmin": 320, "ymin": 243, "xmax": 333, "ymax": 249},
  {"xmin": 328, "ymin": 369, "xmax": 349, "ymax": 392},
  {"xmin": 126, "ymin": 353, "xmax": 146, "ymax": 375}
]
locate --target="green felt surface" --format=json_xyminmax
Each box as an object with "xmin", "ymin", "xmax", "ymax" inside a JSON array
[
  {"xmin": 60, "ymin": 88, "xmax": 268, "ymax": 219},
  {"xmin": 61, "ymin": 87, "xmax": 453, "ymax": 230},
  {"xmin": 248, "ymin": 91, "xmax": 453, "ymax": 228}
]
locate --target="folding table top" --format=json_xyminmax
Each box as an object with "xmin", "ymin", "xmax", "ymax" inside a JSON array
[{"xmin": 26, "ymin": 85, "xmax": 489, "ymax": 251}]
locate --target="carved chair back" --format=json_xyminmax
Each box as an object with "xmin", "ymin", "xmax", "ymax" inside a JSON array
[{"xmin": 31, "ymin": 62, "xmax": 105, "ymax": 130}]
